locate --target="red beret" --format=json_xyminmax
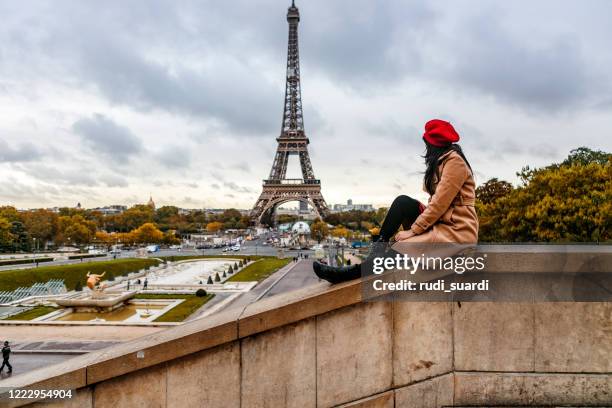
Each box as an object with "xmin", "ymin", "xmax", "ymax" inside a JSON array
[{"xmin": 423, "ymin": 119, "xmax": 460, "ymax": 147}]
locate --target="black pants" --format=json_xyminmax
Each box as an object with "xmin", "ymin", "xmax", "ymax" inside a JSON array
[
  {"xmin": 0, "ymin": 358, "xmax": 11, "ymax": 372},
  {"xmin": 379, "ymin": 195, "xmax": 423, "ymax": 241}
]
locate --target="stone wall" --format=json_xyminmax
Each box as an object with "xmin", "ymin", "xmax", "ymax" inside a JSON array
[{"xmin": 1, "ymin": 249, "xmax": 610, "ymax": 407}]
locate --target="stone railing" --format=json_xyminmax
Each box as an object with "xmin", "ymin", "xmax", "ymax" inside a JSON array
[{"xmin": 1, "ymin": 247, "xmax": 611, "ymax": 407}]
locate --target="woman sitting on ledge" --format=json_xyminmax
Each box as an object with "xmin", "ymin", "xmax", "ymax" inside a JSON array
[{"xmin": 313, "ymin": 119, "xmax": 479, "ymax": 283}]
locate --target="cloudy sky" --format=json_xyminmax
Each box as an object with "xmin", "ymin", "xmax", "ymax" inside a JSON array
[{"xmin": 1, "ymin": 0, "xmax": 611, "ymax": 210}]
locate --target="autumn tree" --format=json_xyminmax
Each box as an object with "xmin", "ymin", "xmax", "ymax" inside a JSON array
[
  {"xmin": 310, "ymin": 219, "xmax": 329, "ymax": 243},
  {"xmin": 477, "ymin": 148, "xmax": 611, "ymax": 242},
  {"xmin": 0, "ymin": 206, "xmax": 20, "ymax": 223},
  {"xmin": 0, "ymin": 217, "xmax": 14, "ymax": 252},
  {"xmin": 331, "ymin": 225, "xmax": 351, "ymax": 239},
  {"xmin": 118, "ymin": 205, "xmax": 155, "ymax": 232},
  {"xmin": 475, "ymin": 178, "xmax": 513, "ymax": 205},
  {"xmin": 10, "ymin": 221, "xmax": 30, "ymax": 252},
  {"xmin": 162, "ymin": 230, "xmax": 181, "ymax": 245},
  {"xmin": 132, "ymin": 223, "xmax": 164, "ymax": 244},
  {"xmin": 56, "ymin": 215, "xmax": 97, "ymax": 245},
  {"xmin": 206, "ymin": 222, "xmax": 224, "ymax": 233},
  {"xmin": 22, "ymin": 209, "xmax": 58, "ymax": 249}
]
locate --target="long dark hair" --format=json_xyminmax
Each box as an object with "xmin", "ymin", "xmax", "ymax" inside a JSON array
[{"xmin": 423, "ymin": 142, "xmax": 472, "ymax": 195}]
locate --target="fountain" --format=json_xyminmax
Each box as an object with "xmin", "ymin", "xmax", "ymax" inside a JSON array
[{"xmin": 55, "ymin": 271, "xmax": 135, "ymax": 312}]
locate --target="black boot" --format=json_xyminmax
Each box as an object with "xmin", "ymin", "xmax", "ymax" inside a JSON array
[
  {"xmin": 313, "ymin": 261, "xmax": 361, "ymax": 284},
  {"xmin": 312, "ymin": 239, "xmax": 389, "ymax": 284}
]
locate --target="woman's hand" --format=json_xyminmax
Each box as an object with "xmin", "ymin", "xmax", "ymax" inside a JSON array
[{"xmin": 395, "ymin": 230, "xmax": 415, "ymax": 241}]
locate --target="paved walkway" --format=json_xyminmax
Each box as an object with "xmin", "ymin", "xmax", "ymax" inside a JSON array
[
  {"xmin": 0, "ymin": 354, "xmax": 68, "ymax": 380},
  {"xmin": 0, "ymin": 325, "xmax": 164, "ymax": 343},
  {"xmin": 264, "ymin": 259, "xmax": 318, "ymax": 298}
]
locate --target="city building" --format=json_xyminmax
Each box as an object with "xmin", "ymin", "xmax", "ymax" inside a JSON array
[
  {"xmin": 147, "ymin": 195, "xmax": 156, "ymax": 210},
  {"xmin": 92, "ymin": 205, "xmax": 128, "ymax": 216},
  {"xmin": 332, "ymin": 199, "xmax": 374, "ymax": 212}
]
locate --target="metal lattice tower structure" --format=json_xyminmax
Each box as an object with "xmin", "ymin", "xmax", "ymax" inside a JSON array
[{"xmin": 251, "ymin": 0, "xmax": 329, "ymax": 225}]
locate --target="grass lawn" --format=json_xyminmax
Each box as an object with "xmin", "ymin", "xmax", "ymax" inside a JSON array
[
  {"xmin": 0, "ymin": 258, "xmax": 160, "ymax": 292},
  {"xmin": 134, "ymin": 293, "xmax": 215, "ymax": 322},
  {"xmin": 227, "ymin": 257, "xmax": 292, "ymax": 282},
  {"xmin": 3, "ymin": 306, "xmax": 57, "ymax": 321}
]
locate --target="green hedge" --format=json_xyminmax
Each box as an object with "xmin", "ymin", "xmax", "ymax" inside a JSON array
[
  {"xmin": 0, "ymin": 257, "xmax": 54, "ymax": 267},
  {"xmin": 67, "ymin": 254, "xmax": 106, "ymax": 260},
  {"xmin": 227, "ymin": 257, "xmax": 291, "ymax": 282},
  {"xmin": 0, "ymin": 258, "xmax": 160, "ymax": 292},
  {"xmin": 159, "ymin": 254, "xmax": 262, "ymax": 263}
]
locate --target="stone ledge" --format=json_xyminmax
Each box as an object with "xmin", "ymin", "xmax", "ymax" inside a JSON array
[
  {"xmin": 238, "ymin": 279, "xmax": 360, "ymax": 337},
  {"xmin": 85, "ymin": 304, "xmax": 242, "ymax": 384}
]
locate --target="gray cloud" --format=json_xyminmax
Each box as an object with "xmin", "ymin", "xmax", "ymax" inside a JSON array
[
  {"xmin": 230, "ymin": 161, "xmax": 251, "ymax": 173},
  {"xmin": 99, "ymin": 174, "xmax": 129, "ymax": 188},
  {"xmin": 0, "ymin": 139, "xmax": 42, "ymax": 162},
  {"xmin": 223, "ymin": 181, "xmax": 255, "ymax": 194},
  {"xmin": 72, "ymin": 114, "xmax": 143, "ymax": 162},
  {"xmin": 440, "ymin": 14, "xmax": 590, "ymax": 112},
  {"xmin": 156, "ymin": 146, "xmax": 192, "ymax": 169},
  {"xmin": 15, "ymin": 163, "xmax": 98, "ymax": 187},
  {"xmin": 4, "ymin": 0, "xmax": 611, "ymax": 119}
]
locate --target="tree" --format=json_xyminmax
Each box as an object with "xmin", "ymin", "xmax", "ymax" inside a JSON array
[
  {"xmin": 10, "ymin": 221, "xmax": 30, "ymax": 252},
  {"xmin": 277, "ymin": 214, "xmax": 299, "ymax": 224},
  {"xmin": 118, "ymin": 205, "xmax": 155, "ymax": 232},
  {"xmin": 162, "ymin": 231, "xmax": 181, "ymax": 245},
  {"xmin": 310, "ymin": 219, "xmax": 329, "ymax": 243},
  {"xmin": 155, "ymin": 206, "xmax": 179, "ymax": 222},
  {"xmin": 331, "ymin": 225, "xmax": 351, "ymax": 239},
  {"xmin": 22, "ymin": 209, "xmax": 58, "ymax": 249},
  {"xmin": 56, "ymin": 215, "xmax": 96, "ymax": 245},
  {"xmin": 0, "ymin": 206, "xmax": 20, "ymax": 223},
  {"xmin": 132, "ymin": 223, "xmax": 164, "ymax": 244},
  {"xmin": 476, "ymin": 178, "xmax": 513, "ymax": 205},
  {"xmin": 0, "ymin": 217, "xmax": 14, "ymax": 252},
  {"xmin": 95, "ymin": 231, "xmax": 113, "ymax": 246},
  {"xmin": 206, "ymin": 222, "xmax": 223, "ymax": 233},
  {"xmin": 196, "ymin": 288, "xmax": 207, "ymax": 297},
  {"xmin": 562, "ymin": 147, "xmax": 611, "ymax": 166},
  {"xmin": 207, "ymin": 276, "xmax": 213, "ymax": 284},
  {"xmin": 477, "ymin": 148, "xmax": 611, "ymax": 242},
  {"xmin": 214, "ymin": 273, "xmax": 220, "ymax": 282}
]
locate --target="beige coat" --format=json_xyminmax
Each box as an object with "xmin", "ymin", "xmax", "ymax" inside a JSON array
[{"xmin": 398, "ymin": 150, "xmax": 478, "ymax": 244}]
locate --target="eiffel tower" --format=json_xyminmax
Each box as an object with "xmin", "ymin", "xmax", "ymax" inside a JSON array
[{"xmin": 251, "ymin": 0, "xmax": 329, "ymax": 226}]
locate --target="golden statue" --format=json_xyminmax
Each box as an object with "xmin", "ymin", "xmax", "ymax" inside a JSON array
[{"xmin": 86, "ymin": 272, "xmax": 106, "ymax": 291}]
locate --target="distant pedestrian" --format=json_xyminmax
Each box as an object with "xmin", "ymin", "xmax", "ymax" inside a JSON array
[
  {"xmin": 126, "ymin": 281, "xmax": 130, "ymax": 291},
  {"xmin": 1, "ymin": 341, "xmax": 12, "ymax": 374},
  {"xmin": 143, "ymin": 278, "xmax": 148, "ymax": 290}
]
